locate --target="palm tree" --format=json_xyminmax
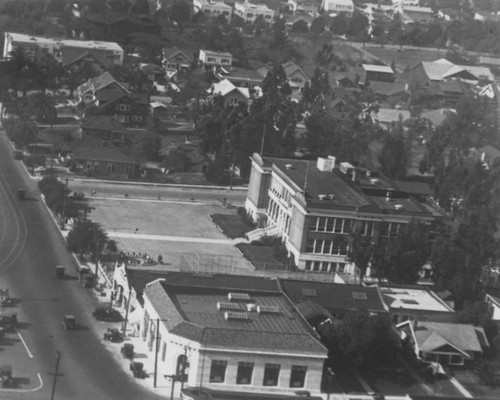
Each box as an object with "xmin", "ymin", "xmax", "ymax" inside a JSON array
[
  {"xmin": 28, "ymin": 92, "xmax": 57, "ymax": 130},
  {"xmin": 7, "ymin": 47, "xmax": 36, "ymax": 98}
]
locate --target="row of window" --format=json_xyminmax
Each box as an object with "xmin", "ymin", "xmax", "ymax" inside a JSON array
[
  {"xmin": 205, "ymin": 57, "xmax": 231, "ymax": 64},
  {"xmin": 305, "ymin": 239, "xmax": 348, "ymax": 255},
  {"xmin": 305, "ymin": 261, "xmax": 345, "ymax": 273},
  {"xmin": 113, "ymin": 114, "xmax": 143, "ymax": 123},
  {"xmin": 309, "ymin": 217, "xmax": 353, "ymax": 234},
  {"xmin": 209, "ymin": 361, "xmax": 307, "ymax": 388}
]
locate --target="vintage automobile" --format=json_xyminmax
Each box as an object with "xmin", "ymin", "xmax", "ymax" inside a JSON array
[
  {"xmin": 104, "ymin": 328, "xmax": 123, "ymax": 342},
  {"xmin": 130, "ymin": 362, "xmax": 146, "ymax": 379},
  {"xmin": 54, "ymin": 266, "xmax": 65, "ymax": 279},
  {"xmin": 121, "ymin": 343, "xmax": 134, "ymax": 359},
  {"xmin": 0, "ymin": 365, "xmax": 13, "ymax": 388},
  {"xmin": 0, "ymin": 312, "xmax": 17, "ymax": 332},
  {"xmin": 62, "ymin": 315, "xmax": 76, "ymax": 330},
  {"xmin": 92, "ymin": 307, "xmax": 122, "ymax": 322}
]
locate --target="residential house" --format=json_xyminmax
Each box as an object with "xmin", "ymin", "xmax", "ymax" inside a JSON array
[
  {"xmin": 420, "ymin": 108, "xmax": 457, "ymax": 130},
  {"xmin": 437, "ymin": 8, "xmax": 462, "ymax": 21},
  {"xmin": 369, "ymin": 81, "xmax": 411, "ymax": 104},
  {"xmin": 397, "ymin": 320, "xmax": 489, "ymax": 366},
  {"xmin": 399, "ymin": 5, "xmax": 435, "ymax": 24},
  {"xmin": 106, "ymin": 92, "xmax": 150, "ymax": 127},
  {"xmin": 285, "ymin": 14, "xmax": 315, "ymax": 30},
  {"xmin": 199, "ymin": 49, "xmax": 233, "ymax": 67},
  {"xmin": 141, "ymin": 275, "xmax": 327, "ymax": 399},
  {"xmin": 71, "ymin": 145, "xmax": 138, "ymax": 178},
  {"xmin": 80, "ymin": 116, "xmax": 132, "ymax": 146},
  {"xmin": 479, "ymin": 56, "xmax": 500, "ymax": 68},
  {"xmin": 77, "ymin": 71, "xmax": 129, "ymax": 107},
  {"xmin": 325, "ymin": 97, "xmax": 351, "ymax": 123},
  {"xmin": 245, "ymin": 154, "xmax": 449, "ymax": 273},
  {"xmin": 474, "ymin": 11, "xmax": 500, "ymax": 23},
  {"xmin": 372, "ymin": 108, "xmax": 411, "ymax": 129},
  {"xmin": 378, "ymin": 285, "xmax": 455, "ymax": 324},
  {"xmin": 162, "ymin": 47, "xmax": 192, "ymax": 72},
  {"xmin": 234, "ymin": 2, "xmax": 275, "ymax": 23},
  {"xmin": 409, "ymin": 58, "xmax": 494, "ymax": 85},
  {"xmin": 282, "ymin": 61, "xmax": 310, "ymax": 94},
  {"xmin": 485, "ymin": 291, "xmax": 500, "ymax": 327},
  {"xmin": 478, "ymin": 144, "xmax": 500, "ymax": 169},
  {"xmin": 209, "ymin": 79, "xmax": 250, "ymax": 107},
  {"xmin": 280, "ymin": 279, "xmax": 388, "ymax": 322},
  {"xmin": 193, "ymin": 0, "xmax": 232, "ymax": 22},
  {"xmin": 330, "ymin": 72, "xmax": 358, "ymax": 89},
  {"xmin": 3, "ymin": 32, "xmax": 123, "ymax": 67},
  {"xmin": 359, "ymin": 64, "xmax": 395, "ymax": 85},
  {"xmin": 287, "ymin": 0, "xmax": 319, "ymax": 16},
  {"xmin": 218, "ymin": 67, "xmax": 264, "ymax": 89},
  {"xmin": 139, "ymin": 63, "xmax": 165, "ymax": 83},
  {"xmin": 320, "ymin": 0, "xmax": 354, "ymax": 15}
]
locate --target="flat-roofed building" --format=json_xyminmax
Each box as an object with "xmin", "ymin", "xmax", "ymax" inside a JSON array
[
  {"xmin": 199, "ymin": 49, "xmax": 233, "ymax": 67},
  {"xmin": 234, "ymin": 2, "xmax": 275, "ymax": 23},
  {"xmin": 245, "ymin": 154, "xmax": 449, "ymax": 274},
  {"xmin": 360, "ymin": 64, "xmax": 395, "ymax": 85},
  {"xmin": 3, "ymin": 32, "xmax": 123, "ymax": 66},
  {"xmin": 141, "ymin": 274, "xmax": 327, "ymax": 398},
  {"xmin": 193, "ymin": 0, "xmax": 232, "ymax": 22},
  {"xmin": 320, "ymin": 0, "xmax": 354, "ymax": 15},
  {"xmin": 378, "ymin": 285, "xmax": 455, "ymax": 324}
]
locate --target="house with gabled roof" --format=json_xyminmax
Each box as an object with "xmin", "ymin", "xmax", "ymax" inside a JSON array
[
  {"xmin": 359, "ymin": 64, "xmax": 395, "ymax": 85},
  {"xmin": 397, "ymin": 320, "xmax": 489, "ymax": 366},
  {"xmin": 420, "ymin": 108, "xmax": 457, "ymax": 130},
  {"xmin": 141, "ymin": 275, "xmax": 327, "ymax": 399},
  {"xmin": 77, "ymin": 71, "xmax": 130, "ymax": 106},
  {"xmin": 282, "ymin": 61, "xmax": 310, "ymax": 94},
  {"xmin": 71, "ymin": 144, "xmax": 138, "ymax": 178},
  {"xmin": 409, "ymin": 58, "xmax": 494, "ymax": 85},
  {"xmin": 208, "ymin": 79, "xmax": 250, "ymax": 107},
  {"xmin": 162, "ymin": 47, "xmax": 193, "ymax": 72}
]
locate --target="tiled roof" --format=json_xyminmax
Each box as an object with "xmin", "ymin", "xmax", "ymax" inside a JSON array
[
  {"xmin": 280, "ymin": 279, "xmax": 388, "ymax": 314},
  {"xmin": 72, "ymin": 146, "xmax": 137, "ymax": 164},
  {"xmin": 144, "ymin": 279, "xmax": 326, "ymax": 354},
  {"xmin": 415, "ymin": 322, "xmax": 487, "ymax": 354},
  {"xmin": 394, "ymin": 180, "xmax": 432, "ymax": 196}
]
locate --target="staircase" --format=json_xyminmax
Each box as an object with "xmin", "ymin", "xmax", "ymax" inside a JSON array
[{"xmin": 245, "ymin": 225, "xmax": 281, "ymax": 242}]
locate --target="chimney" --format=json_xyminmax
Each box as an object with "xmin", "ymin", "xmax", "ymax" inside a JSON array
[{"xmin": 316, "ymin": 156, "xmax": 335, "ymax": 172}]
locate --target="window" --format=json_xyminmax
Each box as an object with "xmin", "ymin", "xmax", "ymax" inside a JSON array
[
  {"xmin": 309, "ymin": 217, "xmax": 318, "ymax": 231},
  {"xmin": 263, "ymin": 364, "xmax": 280, "ymax": 386},
  {"xmin": 334, "ymin": 218, "xmax": 344, "ymax": 233},
  {"xmin": 290, "ymin": 365, "xmax": 307, "ymax": 388},
  {"xmin": 306, "ymin": 239, "xmax": 314, "ymax": 253},
  {"xmin": 161, "ymin": 342, "xmax": 167, "ymax": 362},
  {"xmin": 209, "ymin": 360, "xmax": 227, "ymax": 383},
  {"xmin": 361, "ymin": 221, "xmax": 374, "ymax": 236},
  {"xmin": 107, "ymin": 163, "xmax": 116, "ymax": 172},
  {"xmin": 450, "ymin": 355, "xmax": 464, "ymax": 365},
  {"xmin": 118, "ymin": 115, "xmax": 126, "ymax": 123},
  {"xmin": 380, "ymin": 222, "xmax": 390, "ymax": 237},
  {"xmin": 326, "ymin": 218, "xmax": 335, "ymax": 232},
  {"xmin": 314, "ymin": 240, "xmax": 323, "ymax": 254},
  {"xmin": 317, "ymin": 217, "xmax": 326, "ymax": 232},
  {"xmin": 236, "ymin": 362, "xmax": 254, "ymax": 385}
]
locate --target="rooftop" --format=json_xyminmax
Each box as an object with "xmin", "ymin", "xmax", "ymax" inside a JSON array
[
  {"xmin": 369, "ymin": 81, "xmax": 409, "ymax": 96},
  {"xmin": 380, "ymin": 286, "xmax": 454, "ymax": 313},
  {"xmin": 362, "ymin": 64, "xmax": 394, "ymax": 74},
  {"xmin": 420, "ymin": 108, "xmax": 456, "ymax": 127},
  {"xmin": 279, "ymin": 279, "xmax": 388, "ymax": 315},
  {"xmin": 200, "ymin": 49, "xmax": 233, "ymax": 58},
  {"xmin": 6, "ymin": 32, "xmax": 123, "ymax": 52},
  {"xmin": 374, "ymin": 108, "xmax": 411, "ymax": 123},
  {"xmin": 144, "ymin": 278, "xmax": 326, "ymax": 354}
]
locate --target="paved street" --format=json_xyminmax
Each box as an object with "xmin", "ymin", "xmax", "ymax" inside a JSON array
[{"xmin": 0, "ymin": 130, "xmax": 164, "ymax": 400}]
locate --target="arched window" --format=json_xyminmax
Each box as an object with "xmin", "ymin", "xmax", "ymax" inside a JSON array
[{"xmin": 176, "ymin": 354, "xmax": 189, "ymax": 382}]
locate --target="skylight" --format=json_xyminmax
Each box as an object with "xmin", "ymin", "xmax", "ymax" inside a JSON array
[
  {"xmin": 217, "ymin": 302, "xmax": 240, "ymax": 311},
  {"xmin": 224, "ymin": 312, "xmax": 249, "ymax": 321},
  {"xmin": 228, "ymin": 292, "xmax": 251, "ymax": 301},
  {"xmin": 301, "ymin": 288, "xmax": 318, "ymax": 297},
  {"xmin": 257, "ymin": 305, "xmax": 281, "ymax": 314},
  {"xmin": 352, "ymin": 292, "xmax": 368, "ymax": 300}
]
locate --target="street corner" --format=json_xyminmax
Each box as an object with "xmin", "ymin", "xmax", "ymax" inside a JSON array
[{"xmin": 0, "ymin": 331, "xmax": 43, "ymax": 393}]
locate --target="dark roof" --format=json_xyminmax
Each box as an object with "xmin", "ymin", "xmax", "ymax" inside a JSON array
[
  {"xmin": 144, "ymin": 279, "xmax": 326, "ymax": 354},
  {"xmin": 394, "ymin": 180, "xmax": 433, "ymax": 196},
  {"xmin": 370, "ymin": 81, "xmax": 409, "ymax": 97},
  {"xmin": 182, "ymin": 387, "xmax": 323, "ymax": 400},
  {"xmin": 72, "ymin": 146, "xmax": 137, "ymax": 164},
  {"xmin": 162, "ymin": 47, "xmax": 192, "ymax": 62},
  {"xmin": 279, "ymin": 279, "xmax": 388, "ymax": 314}
]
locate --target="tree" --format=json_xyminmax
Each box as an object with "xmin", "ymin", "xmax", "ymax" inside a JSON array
[
  {"xmin": 66, "ymin": 221, "xmax": 109, "ymax": 260},
  {"xmin": 170, "ymin": 0, "xmax": 191, "ymax": 32},
  {"xmin": 330, "ymin": 13, "xmax": 348, "ymax": 35},
  {"xmin": 28, "ymin": 92, "xmax": 57, "ymax": 123},
  {"xmin": 38, "ymin": 177, "xmax": 68, "ymax": 213},
  {"xmin": 347, "ymin": 11, "xmax": 369, "ymax": 39},
  {"xmin": 378, "ymin": 127, "xmax": 408, "ymax": 179},
  {"xmin": 318, "ymin": 310, "xmax": 401, "ymax": 367},
  {"xmin": 129, "ymin": 0, "xmax": 150, "ymax": 15},
  {"xmin": 7, "ymin": 47, "xmax": 36, "ymax": 98},
  {"xmin": 162, "ymin": 147, "xmax": 190, "ymax": 172},
  {"xmin": 269, "ymin": 18, "xmax": 287, "ymax": 50},
  {"xmin": 310, "ymin": 16, "xmax": 326, "ymax": 36},
  {"xmin": 3, "ymin": 117, "xmax": 37, "ymax": 149},
  {"xmin": 291, "ymin": 19, "xmax": 308, "ymax": 33},
  {"xmin": 388, "ymin": 13, "xmax": 404, "ymax": 44},
  {"xmin": 132, "ymin": 131, "xmax": 162, "ymax": 161}
]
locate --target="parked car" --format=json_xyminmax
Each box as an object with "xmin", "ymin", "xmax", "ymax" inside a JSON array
[
  {"xmin": 92, "ymin": 307, "xmax": 122, "ymax": 322},
  {"xmin": 62, "ymin": 315, "xmax": 76, "ymax": 330}
]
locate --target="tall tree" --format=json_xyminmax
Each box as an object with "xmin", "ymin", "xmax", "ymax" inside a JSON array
[{"xmin": 378, "ymin": 126, "xmax": 408, "ymax": 179}]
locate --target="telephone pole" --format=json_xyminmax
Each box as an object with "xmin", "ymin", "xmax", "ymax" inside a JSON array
[{"xmin": 50, "ymin": 351, "xmax": 62, "ymax": 400}]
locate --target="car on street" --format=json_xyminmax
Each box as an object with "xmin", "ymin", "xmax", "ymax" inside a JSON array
[{"xmin": 92, "ymin": 307, "xmax": 122, "ymax": 322}]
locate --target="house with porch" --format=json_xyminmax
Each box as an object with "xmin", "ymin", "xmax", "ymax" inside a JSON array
[
  {"xmin": 208, "ymin": 79, "xmax": 250, "ymax": 107},
  {"xmin": 71, "ymin": 145, "xmax": 138, "ymax": 179},
  {"xmin": 397, "ymin": 320, "xmax": 489, "ymax": 366},
  {"xmin": 162, "ymin": 47, "xmax": 193, "ymax": 72}
]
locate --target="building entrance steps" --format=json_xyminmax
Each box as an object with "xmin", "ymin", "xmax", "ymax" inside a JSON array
[{"xmin": 245, "ymin": 224, "xmax": 281, "ymax": 242}]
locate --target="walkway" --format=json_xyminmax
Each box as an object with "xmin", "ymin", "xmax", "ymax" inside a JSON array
[{"xmin": 108, "ymin": 231, "xmax": 248, "ymax": 245}]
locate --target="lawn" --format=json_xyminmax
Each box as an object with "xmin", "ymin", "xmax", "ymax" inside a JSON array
[
  {"xmin": 210, "ymin": 213, "xmax": 255, "ymax": 239},
  {"xmin": 453, "ymin": 367, "xmax": 500, "ymax": 399},
  {"xmin": 236, "ymin": 243, "xmax": 294, "ymax": 271}
]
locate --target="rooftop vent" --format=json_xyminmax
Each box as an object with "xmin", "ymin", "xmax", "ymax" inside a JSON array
[
  {"xmin": 370, "ymin": 178, "xmax": 379, "ymax": 185},
  {"xmin": 317, "ymin": 156, "xmax": 335, "ymax": 172},
  {"xmin": 257, "ymin": 305, "xmax": 281, "ymax": 314},
  {"xmin": 302, "ymin": 288, "xmax": 317, "ymax": 297},
  {"xmin": 246, "ymin": 303, "xmax": 257, "ymax": 312},
  {"xmin": 318, "ymin": 194, "xmax": 327, "ymax": 200},
  {"xmin": 217, "ymin": 301, "xmax": 241, "ymax": 311},
  {"xmin": 285, "ymin": 163, "xmax": 293, "ymax": 170},
  {"xmin": 224, "ymin": 311, "xmax": 249, "ymax": 321},
  {"xmin": 228, "ymin": 292, "xmax": 251, "ymax": 302},
  {"xmin": 328, "ymin": 194, "xmax": 335, "ymax": 200},
  {"xmin": 352, "ymin": 292, "xmax": 368, "ymax": 300},
  {"xmin": 401, "ymin": 299, "xmax": 419, "ymax": 305},
  {"xmin": 394, "ymin": 204, "xmax": 403, "ymax": 210}
]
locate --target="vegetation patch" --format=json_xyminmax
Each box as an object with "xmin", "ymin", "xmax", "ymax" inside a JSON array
[{"xmin": 210, "ymin": 213, "xmax": 255, "ymax": 239}]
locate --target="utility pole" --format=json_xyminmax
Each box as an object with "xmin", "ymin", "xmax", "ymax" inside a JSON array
[
  {"xmin": 121, "ymin": 264, "xmax": 133, "ymax": 336},
  {"xmin": 50, "ymin": 351, "xmax": 62, "ymax": 400},
  {"xmin": 61, "ymin": 178, "xmax": 68, "ymax": 230},
  {"xmin": 260, "ymin": 124, "xmax": 267, "ymax": 156}
]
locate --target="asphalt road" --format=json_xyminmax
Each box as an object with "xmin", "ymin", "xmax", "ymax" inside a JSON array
[
  {"xmin": 0, "ymin": 131, "xmax": 163, "ymax": 400},
  {"xmin": 67, "ymin": 179, "xmax": 247, "ymax": 206}
]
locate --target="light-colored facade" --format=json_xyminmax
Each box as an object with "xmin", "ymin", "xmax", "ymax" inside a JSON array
[
  {"xmin": 320, "ymin": 0, "xmax": 353, "ymax": 14},
  {"xmin": 234, "ymin": 2, "xmax": 275, "ymax": 23},
  {"xmin": 193, "ymin": 0, "xmax": 232, "ymax": 22},
  {"xmin": 141, "ymin": 278, "xmax": 327, "ymax": 398},
  {"xmin": 199, "ymin": 49, "xmax": 233, "ymax": 66},
  {"xmin": 3, "ymin": 32, "xmax": 123, "ymax": 66},
  {"xmin": 245, "ymin": 154, "xmax": 448, "ymax": 274}
]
